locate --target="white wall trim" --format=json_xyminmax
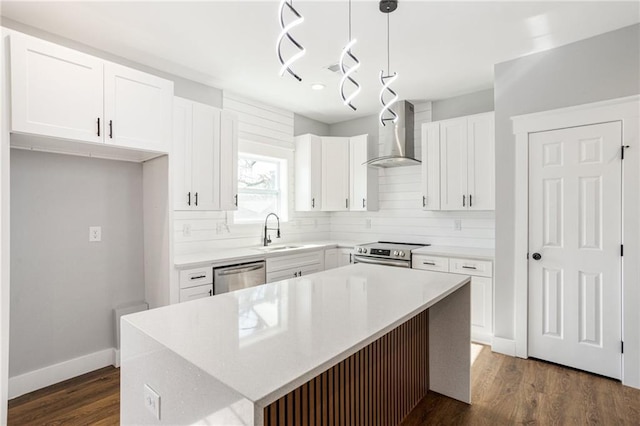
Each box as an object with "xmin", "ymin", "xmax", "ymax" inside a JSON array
[
  {"xmin": 491, "ymin": 337, "xmax": 516, "ymax": 356},
  {"xmin": 8, "ymin": 348, "xmax": 117, "ymax": 399},
  {"xmin": 511, "ymin": 96, "xmax": 640, "ymax": 388}
]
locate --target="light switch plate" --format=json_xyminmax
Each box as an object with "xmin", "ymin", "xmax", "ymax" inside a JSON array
[{"xmin": 144, "ymin": 384, "xmax": 161, "ymax": 420}]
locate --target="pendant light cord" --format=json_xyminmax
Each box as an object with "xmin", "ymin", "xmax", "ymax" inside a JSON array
[
  {"xmin": 387, "ymin": 12, "xmax": 390, "ymax": 72},
  {"xmin": 348, "ymin": 0, "xmax": 352, "ymax": 41}
]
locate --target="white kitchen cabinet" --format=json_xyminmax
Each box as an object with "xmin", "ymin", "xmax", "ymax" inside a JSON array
[
  {"xmin": 178, "ymin": 265, "xmax": 214, "ymax": 303},
  {"xmin": 439, "ymin": 112, "xmax": 495, "ymax": 211},
  {"xmin": 321, "ymin": 137, "xmax": 350, "ymax": 211},
  {"xmin": 173, "ymin": 97, "xmax": 238, "ymax": 211},
  {"xmin": 180, "ymin": 285, "xmax": 213, "ymax": 303},
  {"xmin": 295, "ymin": 134, "xmax": 323, "ymax": 211},
  {"xmin": 338, "ymin": 248, "xmax": 353, "ymax": 266},
  {"xmin": 219, "ymin": 110, "xmax": 239, "ymax": 211},
  {"xmin": 412, "ymin": 253, "xmax": 493, "ymax": 344},
  {"xmin": 349, "ymin": 134, "xmax": 378, "ymax": 211},
  {"xmin": 325, "ymin": 248, "xmax": 353, "ymax": 270},
  {"xmin": 421, "ymin": 123, "xmax": 441, "ymax": 210},
  {"xmin": 104, "ymin": 63, "xmax": 173, "ymax": 152},
  {"xmin": 266, "ymin": 250, "xmax": 324, "ymax": 283},
  {"xmin": 10, "ymin": 33, "xmax": 173, "ymax": 153}
]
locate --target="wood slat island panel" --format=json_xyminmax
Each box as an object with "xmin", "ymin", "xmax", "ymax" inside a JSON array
[{"xmin": 264, "ymin": 309, "xmax": 429, "ymax": 426}]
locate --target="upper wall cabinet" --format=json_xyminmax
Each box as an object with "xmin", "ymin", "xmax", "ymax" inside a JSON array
[
  {"xmin": 10, "ymin": 33, "xmax": 173, "ymax": 154},
  {"xmin": 295, "ymin": 134, "xmax": 378, "ymax": 212},
  {"xmin": 173, "ymin": 97, "xmax": 238, "ymax": 211},
  {"xmin": 421, "ymin": 112, "xmax": 495, "ymax": 211},
  {"xmin": 295, "ymin": 134, "xmax": 322, "ymax": 211},
  {"xmin": 349, "ymin": 134, "xmax": 379, "ymax": 212},
  {"xmin": 321, "ymin": 137, "xmax": 350, "ymax": 211}
]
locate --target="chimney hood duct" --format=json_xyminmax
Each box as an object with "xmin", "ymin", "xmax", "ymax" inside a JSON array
[{"xmin": 365, "ymin": 100, "xmax": 421, "ymax": 168}]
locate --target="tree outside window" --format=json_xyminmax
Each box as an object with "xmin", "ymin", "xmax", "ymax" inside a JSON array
[{"xmin": 236, "ymin": 154, "xmax": 287, "ymax": 222}]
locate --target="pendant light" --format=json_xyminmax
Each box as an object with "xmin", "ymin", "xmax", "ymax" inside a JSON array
[
  {"xmin": 379, "ymin": 0, "xmax": 399, "ymax": 126},
  {"xmin": 277, "ymin": 0, "xmax": 305, "ymax": 81},
  {"xmin": 339, "ymin": 0, "xmax": 361, "ymax": 111}
]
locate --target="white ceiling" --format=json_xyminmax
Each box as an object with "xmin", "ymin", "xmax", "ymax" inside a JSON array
[{"xmin": 1, "ymin": 1, "xmax": 638, "ymax": 124}]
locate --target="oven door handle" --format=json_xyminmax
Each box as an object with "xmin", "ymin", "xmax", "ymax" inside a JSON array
[{"xmin": 353, "ymin": 255, "xmax": 410, "ymax": 268}]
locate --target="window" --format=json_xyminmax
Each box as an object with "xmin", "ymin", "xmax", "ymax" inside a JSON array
[{"xmin": 235, "ymin": 153, "xmax": 288, "ymax": 223}]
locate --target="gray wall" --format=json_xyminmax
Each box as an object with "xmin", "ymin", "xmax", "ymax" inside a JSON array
[
  {"xmin": 432, "ymin": 89, "xmax": 494, "ymax": 121},
  {"xmin": 328, "ymin": 114, "xmax": 380, "ymax": 145},
  {"xmin": 0, "ymin": 18, "xmax": 223, "ymax": 108},
  {"xmin": 493, "ymin": 23, "xmax": 640, "ymax": 340},
  {"xmin": 293, "ymin": 114, "xmax": 330, "ymax": 136},
  {"xmin": 9, "ymin": 150, "xmax": 145, "ymax": 377}
]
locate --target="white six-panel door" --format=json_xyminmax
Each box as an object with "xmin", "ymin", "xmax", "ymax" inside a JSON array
[{"xmin": 528, "ymin": 121, "xmax": 622, "ymax": 379}]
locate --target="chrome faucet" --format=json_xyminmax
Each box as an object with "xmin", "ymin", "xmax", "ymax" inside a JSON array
[{"xmin": 263, "ymin": 213, "xmax": 281, "ymax": 246}]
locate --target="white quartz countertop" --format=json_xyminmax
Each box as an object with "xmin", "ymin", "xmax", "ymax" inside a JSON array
[
  {"xmin": 123, "ymin": 263, "xmax": 470, "ymax": 404},
  {"xmin": 174, "ymin": 240, "xmax": 359, "ymax": 268},
  {"xmin": 412, "ymin": 245, "xmax": 495, "ymax": 260}
]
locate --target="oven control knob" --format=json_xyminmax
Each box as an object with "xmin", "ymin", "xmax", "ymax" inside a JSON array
[
  {"xmin": 363, "ymin": 248, "xmax": 367, "ymax": 253},
  {"xmin": 357, "ymin": 248, "xmax": 362, "ymax": 253},
  {"xmin": 399, "ymin": 251, "xmax": 405, "ymax": 257},
  {"xmin": 393, "ymin": 250, "xmax": 399, "ymax": 256}
]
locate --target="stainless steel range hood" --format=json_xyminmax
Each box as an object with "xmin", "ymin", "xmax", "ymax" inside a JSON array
[{"xmin": 365, "ymin": 100, "xmax": 421, "ymax": 168}]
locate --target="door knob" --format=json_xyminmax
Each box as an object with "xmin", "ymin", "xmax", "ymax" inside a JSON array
[{"xmin": 532, "ymin": 253, "xmax": 542, "ymax": 260}]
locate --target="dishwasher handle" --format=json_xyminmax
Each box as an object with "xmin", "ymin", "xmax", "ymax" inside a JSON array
[{"xmin": 217, "ymin": 264, "xmax": 265, "ymax": 276}]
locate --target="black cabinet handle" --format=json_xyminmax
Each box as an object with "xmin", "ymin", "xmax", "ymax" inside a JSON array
[
  {"xmin": 346, "ymin": 199, "xmax": 349, "ymax": 209},
  {"xmin": 294, "ymin": 272, "xmax": 298, "ymax": 277},
  {"xmin": 463, "ymin": 195, "xmax": 466, "ymax": 207},
  {"xmin": 362, "ymin": 198, "xmax": 366, "ymax": 208},
  {"xmin": 195, "ymin": 192, "xmax": 198, "ymax": 206},
  {"xmin": 532, "ymin": 253, "xmax": 542, "ymax": 261},
  {"xmin": 108, "ymin": 120, "xmax": 113, "ymax": 139},
  {"xmin": 234, "ymin": 194, "xmax": 238, "ymax": 207},
  {"xmin": 97, "ymin": 118, "xmax": 100, "ymax": 136},
  {"xmin": 299, "ymin": 270, "xmax": 302, "ymax": 276},
  {"xmin": 422, "ymin": 196, "xmax": 426, "ymax": 207},
  {"xmin": 188, "ymin": 192, "xmax": 191, "ymax": 206},
  {"xmin": 190, "ymin": 275, "xmax": 206, "ymax": 280},
  {"xmin": 423, "ymin": 261, "xmax": 436, "ymax": 266},
  {"xmin": 209, "ymin": 289, "xmax": 213, "ymax": 296},
  {"xmin": 469, "ymin": 194, "xmax": 473, "ymax": 207},
  {"xmin": 311, "ymin": 198, "xmax": 315, "ymax": 208},
  {"xmin": 462, "ymin": 265, "xmax": 477, "ymax": 270}
]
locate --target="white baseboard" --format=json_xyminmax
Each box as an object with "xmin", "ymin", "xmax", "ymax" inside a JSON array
[
  {"xmin": 8, "ymin": 348, "xmax": 116, "ymax": 399},
  {"xmin": 114, "ymin": 349, "xmax": 121, "ymax": 368},
  {"xmin": 491, "ymin": 336, "xmax": 517, "ymax": 357}
]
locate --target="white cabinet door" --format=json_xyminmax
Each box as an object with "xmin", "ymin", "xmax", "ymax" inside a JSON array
[
  {"xmin": 104, "ymin": 62, "xmax": 172, "ymax": 153},
  {"xmin": 10, "ymin": 34, "xmax": 104, "ymax": 143},
  {"xmin": 219, "ymin": 110, "xmax": 239, "ymax": 211},
  {"xmin": 191, "ymin": 103, "xmax": 221, "ymax": 211},
  {"xmin": 467, "ymin": 112, "xmax": 495, "ymax": 210},
  {"xmin": 439, "ymin": 118, "xmax": 468, "ymax": 210},
  {"xmin": 172, "ymin": 98, "xmax": 193, "ymax": 210},
  {"xmin": 180, "ymin": 284, "xmax": 213, "ymax": 303},
  {"xmin": 322, "ymin": 137, "xmax": 350, "ymax": 211},
  {"xmin": 471, "ymin": 276, "xmax": 493, "ymax": 344},
  {"xmin": 324, "ymin": 248, "xmax": 338, "ymax": 270},
  {"xmin": 337, "ymin": 249, "xmax": 353, "ymax": 266},
  {"xmin": 349, "ymin": 134, "xmax": 378, "ymax": 211},
  {"xmin": 295, "ymin": 134, "xmax": 323, "ymax": 211},
  {"xmin": 421, "ymin": 123, "xmax": 441, "ymax": 210}
]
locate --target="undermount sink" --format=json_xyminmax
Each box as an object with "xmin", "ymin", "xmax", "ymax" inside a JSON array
[{"xmin": 255, "ymin": 245, "xmax": 305, "ymax": 252}]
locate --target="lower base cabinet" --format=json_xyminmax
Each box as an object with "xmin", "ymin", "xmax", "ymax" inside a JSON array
[
  {"xmin": 324, "ymin": 248, "xmax": 353, "ymax": 270},
  {"xmin": 413, "ymin": 254, "xmax": 493, "ymax": 344},
  {"xmin": 266, "ymin": 250, "xmax": 324, "ymax": 283}
]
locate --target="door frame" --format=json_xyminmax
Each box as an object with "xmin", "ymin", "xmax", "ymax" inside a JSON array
[{"xmin": 511, "ymin": 95, "xmax": 640, "ymax": 388}]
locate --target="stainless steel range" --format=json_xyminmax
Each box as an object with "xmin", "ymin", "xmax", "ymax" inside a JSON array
[{"xmin": 353, "ymin": 241, "xmax": 429, "ymax": 268}]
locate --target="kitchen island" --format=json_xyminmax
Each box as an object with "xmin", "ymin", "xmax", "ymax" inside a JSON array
[{"xmin": 121, "ymin": 264, "xmax": 471, "ymax": 425}]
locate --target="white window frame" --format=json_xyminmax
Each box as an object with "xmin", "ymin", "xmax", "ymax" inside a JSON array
[{"xmin": 234, "ymin": 140, "xmax": 291, "ymax": 224}]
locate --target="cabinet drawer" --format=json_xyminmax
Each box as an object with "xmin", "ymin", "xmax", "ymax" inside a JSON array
[
  {"xmin": 180, "ymin": 284, "xmax": 213, "ymax": 303},
  {"xmin": 449, "ymin": 257, "xmax": 492, "ymax": 277},
  {"xmin": 267, "ymin": 250, "xmax": 324, "ymax": 273},
  {"xmin": 179, "ymin": 266, "xmax": 213, "ymax": 289},
  {"xmin": 412, "ymin": 255, "xmax": 449, "ymax": 272}
]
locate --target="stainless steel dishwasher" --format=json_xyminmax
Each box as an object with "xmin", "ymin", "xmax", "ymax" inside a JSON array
[{"xmin": 213, "ymin": 261, "xmax": 266, "ymax": 295}]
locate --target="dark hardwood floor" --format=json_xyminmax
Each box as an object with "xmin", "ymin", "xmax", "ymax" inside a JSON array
[{"xmin": 8, "ymin": 344, "xmax": 640, "ymax": 425}]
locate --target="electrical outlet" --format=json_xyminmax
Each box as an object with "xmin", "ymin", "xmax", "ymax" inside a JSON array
[
  {"xmin": 365, "ymin": 219, "xmax": 372, "ymax": 229},
  {"xmin": 454, "ymin": 219, "xmax": 462, "ymax": 231},
  {"xmin": 89, "ymin": 226, "xmax": 101, "ymax": 242},
  {"xmin": 144, "ymin": 384, "xmax": 161, "ymax": 420},
  {"xmin": 183, "ymin": 224, "xmax": 191, "ymax": 237}
]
